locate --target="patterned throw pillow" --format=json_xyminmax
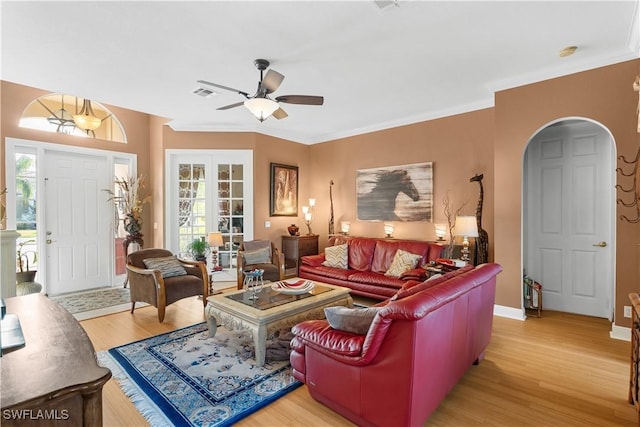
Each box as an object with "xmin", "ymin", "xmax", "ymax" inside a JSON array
[
  {"xmin": 243, "ymin": 246, "xmax": 271, "ymax": 265},
  {"xmin": 385, "ymin": 249, "xmax": 422, "ymax": 278},
  {"xmin": 324, "ymin": 306, "xmax": 380, "ymax": 335},
  {"xmin": 143, "ymin": 256, "xmax": 188, "ymax": 278},
  {"xmin": 322, "ymin": 243, "xmax": 348, "ymax": 269}
]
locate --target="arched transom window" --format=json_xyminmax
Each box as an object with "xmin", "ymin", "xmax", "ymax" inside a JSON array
[{"xmin": 19, "ymin": 93, "xmax": 127, "ymax": 143}]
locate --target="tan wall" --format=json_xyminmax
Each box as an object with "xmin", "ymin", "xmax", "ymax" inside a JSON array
[
  {"xmin": 495, "ymin": 59, "xmax": 640, "ymax": 326},
  {"xmin": 159, "ymin": 128, "xmax": 310, "ymax": 248},
  {"xmin": 309, "ymin": 109, "xmax": 495, "ymax": 253}
]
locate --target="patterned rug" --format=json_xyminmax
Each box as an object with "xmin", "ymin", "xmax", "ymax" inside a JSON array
[
  {"xmin": 98, "ymin": 322, "xmax": 301, "ymax": 427},
  {"xmin": 49, "ymin": 287, "xmax": 135, "ymax": 320}
]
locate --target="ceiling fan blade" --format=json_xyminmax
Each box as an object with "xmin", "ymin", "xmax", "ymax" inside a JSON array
[
  {"xmin": 216, "ymin": 101, "xmax": 245, "ymax": 111},
  {"xmin": 275, "ymin": 95, "xmax": 324, "ymax": 106},
  {"xmin": 260, "ymin": 69, "xmax": 284, "ymax": 94},
  {"xmin": 272, "ymin": 107, "xmax": 288, "ymax": 120},
  {"xmin": 197, "ymin": 80, "xmax": 250, "ymax": 98}
]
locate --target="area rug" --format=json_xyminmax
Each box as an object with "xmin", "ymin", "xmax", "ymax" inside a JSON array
[
  {"xmin": 49, "ymin": 287, "xmax": 137, "ymax": 321},
  {"xmin": 98, "ymin": 322, "xmax": 301, "ymax": 427}
]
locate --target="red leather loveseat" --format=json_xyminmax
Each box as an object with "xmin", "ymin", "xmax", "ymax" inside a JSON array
[
  {"xmin": 299, "ymin": 236, "xmax": 445, "ymax": 300},
  {"xmin": 290, "ymin": 262, "xmax": 502, "ymax": 427}
]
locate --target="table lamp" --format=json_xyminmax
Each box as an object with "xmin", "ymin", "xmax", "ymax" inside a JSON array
[
  {"xmin": 454, "ymin": 216, "xmax": 479, "ymax": 264},
  {"xmin": 208, "ymin": 232, "xmax": 224, "ymax": 271}
]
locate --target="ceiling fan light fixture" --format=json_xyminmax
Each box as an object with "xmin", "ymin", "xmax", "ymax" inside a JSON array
[
  {"xmin": 73, "ymin": 99, "xmax": 102, "ymax": 131},
  {"xmin": 244, "ymin": 97, "xmax": 279, "ymax": 122}
]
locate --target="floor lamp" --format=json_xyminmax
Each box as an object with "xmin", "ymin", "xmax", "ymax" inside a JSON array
[
  {"xmin": 454, "ymin": 216, "xmax": 479, "ymax": 265},
  {"xmin": 208, "ymin": 232, "xmax": 224, "ymax": 272}
]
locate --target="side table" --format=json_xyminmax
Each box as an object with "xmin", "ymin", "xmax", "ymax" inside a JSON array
[
  {"xmin": 281, "ymin": 235, "xmax": 319, "ymax": 277},
  {"xmin": 122, "ymin": 233, "xmax": 144, "ymax": 288}
]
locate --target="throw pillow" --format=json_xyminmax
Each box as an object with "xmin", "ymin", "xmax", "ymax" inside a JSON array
[
  {"xmin": 385, "ymin": 249, "xmax": 422, "ymax": 278},
  {"xmin": 322, "ymin": 243, "xmax": 348, "ymax": 269},
  {"xmin": 324, "ymin": 306, "xmax": 381, "ymax": 335},
  {"xmin": 143, "ymin": 256, "xmax": 188, "ymax": 278},
  {"xmin": 243, "ymin": 246, "xmax": 271, "ymax": 265}
]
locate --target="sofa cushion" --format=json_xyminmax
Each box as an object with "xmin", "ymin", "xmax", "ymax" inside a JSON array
[
  {"xmin": 370, "ymin": 240, "xmax": 400, "ymax": 273},
  {"xmin": 391, "ymin": 264, "xmax": 474, "ymax": 300},
  {"xmin": 143, "ymin": 256, "xmax": 188, "ymax": 278},
  {"xmin": 385, "ymin": 249, "xmax": 422, "ymax": 278},
  {"xmin": 324, "ymin": 306, "xmax": 381, "ymax": 335},
  {"xmin": 348, "ymin": 238, "xmax": 377, "ymax": 271},
  {"xmin": 301, "ymin": 253, "xmax": 325, "ymax": 267},
  {"xmin": 300, "ymin": 265, "xmax": 358, "ymax": 281},
  {"xmin": 322, "ymin": 243, "xmax": 348, "ymax": 269},
  {"xmin": 348, "ymin": 271, "xmax": 404, "ymax": 289}
]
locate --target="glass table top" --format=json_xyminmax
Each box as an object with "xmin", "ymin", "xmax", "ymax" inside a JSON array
[{"xmin": 226, "ymin": 283, "xmax": 332, "ymax": 310}]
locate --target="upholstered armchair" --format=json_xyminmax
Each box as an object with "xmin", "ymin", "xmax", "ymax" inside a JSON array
[
  {"xmin": 236, "ymin": 240, "xmax": 285, "ymax": 289},
  {"xmin": 126, "ymin": 248, "xmax": 208, "ymax": 322}
]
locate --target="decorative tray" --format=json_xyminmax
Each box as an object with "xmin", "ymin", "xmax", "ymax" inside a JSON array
[{"xmin": 271, "ymin": 279, "xmax": 315, "ymax": 295}]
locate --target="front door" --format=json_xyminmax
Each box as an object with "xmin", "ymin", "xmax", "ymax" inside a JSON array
[
  {"xmin": 44, "ymin": 150, "xmax": 111, "ymax": 294},
  {"xmin": 525, "ymin": 121, "xmax": 614, "ymax": 318}
]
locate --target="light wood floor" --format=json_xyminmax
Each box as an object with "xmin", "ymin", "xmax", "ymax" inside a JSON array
[{"xmin": 82, "ymin": 297, "xmax": 636, "ymax": 426}]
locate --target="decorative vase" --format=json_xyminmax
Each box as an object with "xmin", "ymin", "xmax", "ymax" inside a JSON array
[
  {"xmin": 123, "ymin": 213, "xmax": 143, "ymax": 236},
  {"xmin": 287, "ymin": 224, "xmax": 299, "ymax": 236}
]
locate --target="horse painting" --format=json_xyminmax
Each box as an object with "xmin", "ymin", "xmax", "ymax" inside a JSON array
[{"xmin": 357, "ymin": 163, "xmax": 433, "ymax": 221}]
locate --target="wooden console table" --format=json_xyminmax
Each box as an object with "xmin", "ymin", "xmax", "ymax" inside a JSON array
[
  {"xmin": 629, "ymin": 292, "xmax": 640, "ymax": 425},
  {"xmin": 282, "ymin": 235, "xmax": 318, "ymax": 277},
  {"xmin": 1, "ymin": 294, "xmax": 111, "ymax": 426}
]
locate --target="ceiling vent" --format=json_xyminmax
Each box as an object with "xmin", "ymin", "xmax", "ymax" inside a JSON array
[
  {"xmin": 192, "ymin": 87, "xmax": 216, "ymax": 98},
  {"xmin": 374, "ymin": 0, "xmax": 399, "ymax": 11}
]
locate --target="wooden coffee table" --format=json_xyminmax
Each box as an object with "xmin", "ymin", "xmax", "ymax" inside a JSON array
[{"xmin": 205, "ymin": 279, "xmax": 352, "ymax": 366}]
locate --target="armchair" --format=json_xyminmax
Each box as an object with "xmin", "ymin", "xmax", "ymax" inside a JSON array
[
  {"xmin": 127, "ymin": 248, "xmax": 208, "ymax": 322},
  {"xmin": 236, "ymin": 240, "xmax": 285, "ymax": 289}
]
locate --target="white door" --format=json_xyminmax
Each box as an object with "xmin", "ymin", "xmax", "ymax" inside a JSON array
[
  {"xmin": 525, "ymin": 121, "xmax": 614, "ymax": 318},
  {"xmin": 45, "ymin": 151, "xmax": 111, "ymax": 294}
]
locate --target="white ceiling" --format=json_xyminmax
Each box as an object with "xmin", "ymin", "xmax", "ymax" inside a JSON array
[{"xmin": 2, "ymin": 1, "xmax": 639, "ymax": 144}]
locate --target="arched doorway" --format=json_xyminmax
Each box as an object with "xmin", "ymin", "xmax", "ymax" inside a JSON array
[{"xmin": 523, "ymin": 118, "xmax": 616, "ymax": 319}]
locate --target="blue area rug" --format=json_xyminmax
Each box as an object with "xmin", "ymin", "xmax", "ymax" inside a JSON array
[{"xmin": 98, "ymin": 322, "xmax": 301, "ymax": 426}]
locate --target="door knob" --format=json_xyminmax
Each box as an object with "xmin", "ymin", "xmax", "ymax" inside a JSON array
[
  {"xmin": 46, "ymin": 239, "xmax": 55, "ymax": 244},
  {"xmin": 592, "ymin": 241, "xmax": 607, "ymax": 247}
]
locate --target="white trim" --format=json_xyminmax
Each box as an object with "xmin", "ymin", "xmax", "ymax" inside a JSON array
[
  {"xmin": 494, "ymin": 304, "xmax": 526, "ymax": 321},
  {"xmin": 610, "ymin": 324, "xmax": 631, "ymax": 342},
  {"xmin": 5, "ymin": 137, "xmax": 136, "ymax": 290}
]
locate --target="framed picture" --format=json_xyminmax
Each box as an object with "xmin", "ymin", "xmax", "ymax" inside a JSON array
[
  {"xmin": 270, "ymin": 163, "xmax": 298, "ymax": 216},
  {"xmin": 356, "ymin": 162, "xmax": 433, "ymax": 221}
]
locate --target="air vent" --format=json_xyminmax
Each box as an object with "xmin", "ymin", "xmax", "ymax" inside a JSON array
[
  {"xmin": 192, "ymin": 87, "xmax": 216, "ymax": 98},
  {"xmin": 374, "ymin": 0, "xmax": 398, "ymax": 10}
]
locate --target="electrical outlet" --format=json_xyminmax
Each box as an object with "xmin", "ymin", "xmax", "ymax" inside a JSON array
[
  {"xmin": 625, "ymin": 306, "xmax": 632, "ymax": 318},
  {"xmin": 264, "ymin": 221, "xmax": 271, "ymax": 228}
]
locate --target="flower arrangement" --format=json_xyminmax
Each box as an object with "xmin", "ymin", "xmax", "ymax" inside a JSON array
[{"xmin": 105, "ymin": 175, "xmax": 151, "ymax": 235}]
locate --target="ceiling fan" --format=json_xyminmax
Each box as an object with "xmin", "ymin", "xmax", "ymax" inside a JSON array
[{"xmin": 197, "ymin": 59, "xmax": 324, "ymax": 122}]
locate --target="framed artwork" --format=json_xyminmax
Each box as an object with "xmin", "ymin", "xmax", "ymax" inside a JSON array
[
  {"xmin": 270, "ymin": 163, "xmax": 298, "ymax": 216},
  {"xmin": 356, "ymin": 162, "xmax": 433, "ymax": 221}
]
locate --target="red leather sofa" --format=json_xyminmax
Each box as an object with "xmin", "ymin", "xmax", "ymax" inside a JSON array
[
  {"xmin": 299, "ymin": 236, "xmax": 445, "ymax": 300},
  {"xmin": 290, "ymin": 262, "xmax": 502, "ymax": 427}
]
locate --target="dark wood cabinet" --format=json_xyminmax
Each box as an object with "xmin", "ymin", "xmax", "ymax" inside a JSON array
[{"xmin": 282, "ymin": 235, "xmax": 319, "ymax": 277}]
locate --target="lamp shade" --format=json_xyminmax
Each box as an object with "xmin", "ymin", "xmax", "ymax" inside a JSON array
[
  {"xmin": 208, "ymin": 231, "xmax": 224, "ymax": 247},
  {"xmin": 434, "ymin": 223, "xmax": 447, "ymax": 240},
  {"xmin": 244, "ymin": 98, "xmax": 279, "ymax": 122},
  {"xmin": 384, "ymin": 223, "xmax": 394, "ymax": 237},
  {"xmin": 73, "ymin": 99, "xmax": 101, "ymax": 131},
  {"xmin": 454, "ymin": 216, "xmax": 479, "ymax": 237},
  {"xmin": 341, "ymin": 221, "xmax": 350, "ymax": 234}
]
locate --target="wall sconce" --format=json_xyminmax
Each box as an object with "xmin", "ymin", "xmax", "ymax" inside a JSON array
[
  {"xmin": 302, "ymin": 198, "xmax": 316, "ymax": 235},
  {"xmin": 384, "ymin": 223, "xmax": 394, "ymax": 238},
  {"xmin": 454, "ymin": 216, "xmax": 479, "ymax": 264},
  {"xmin": 434, "ymin": 224, "xmax": 447, "ymax": 241},
  {"xmin": 341, "ymin": 221, "xmax": 350, "ymax": 235},
  {"xmin": 208, "ymin": 232, "xmax": 224, "ymax": 271}
]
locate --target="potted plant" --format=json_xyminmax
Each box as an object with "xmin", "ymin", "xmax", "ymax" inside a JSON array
[
  {"xmin": 16, "ymin": 239, "xmax": 37, "ymax": 283},
  {"xmin": 187, "ymin": 237, "xmax": 210, "ymax": 262},
  {"xmin": 104, "ymin": 175, "xmax": 151, "ymax": 237}
]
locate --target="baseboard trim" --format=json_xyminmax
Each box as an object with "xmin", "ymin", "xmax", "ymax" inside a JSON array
[
  {"xmin": 494, "ymin": 304, "xmax": 526, "ymax": 321},
  {"xmin": 610, "ymin": 323, "xmax": 631, "ymax": 341}
]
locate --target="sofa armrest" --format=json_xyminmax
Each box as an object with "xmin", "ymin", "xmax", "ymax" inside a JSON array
[
  {"xmin": 399, "ymin": 268, "xmax": 427, "ymax": 281},
  {"xmin": 301, "ymin": 253, "xmax": 325, "ymax": 267}
]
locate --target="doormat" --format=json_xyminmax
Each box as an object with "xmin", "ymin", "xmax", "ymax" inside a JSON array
[
  {"xmin": 98, "ymin": 322, "xmax": 301, "ymax": 427},
  {"xmin": 49, "ymin": 287, "xmax": 140, "ymax": 321}
]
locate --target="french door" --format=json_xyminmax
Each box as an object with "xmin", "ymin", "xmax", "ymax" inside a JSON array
[{"xmin": 166, "ymin": 150, "xmax": 253, "ymax": 269}]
